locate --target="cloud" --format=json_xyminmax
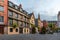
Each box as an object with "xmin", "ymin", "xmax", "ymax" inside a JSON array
[{"xmin": 9, "ymin": 0, "xmax": 60, "ymax": 21}]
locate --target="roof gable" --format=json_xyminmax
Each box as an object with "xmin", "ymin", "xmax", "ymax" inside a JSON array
[{"xmin": 28, "ymin": 12, "xmax": 35, "ymax": 19}]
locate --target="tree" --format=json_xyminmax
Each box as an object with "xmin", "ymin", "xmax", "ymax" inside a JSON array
[
  {"xmin": 37, "ymin": 27, "xmax": 40, "ymax": 32},
  {"xmin": 48, "ymin": 23, "xmax": 56, "ymax": 33},
  {"xmin": 13, "ymin": 23, "xmax": 18, "ymax": 28},
  {"xmin": 40, "ymin": 26, "xmax": 46, "ymax": 34},
  {"xmin": 48, "ymin": 23, "xmax": 53, "ymax": 28},
  {"xmin": 31, "ymin": 27, "xmax": 36, "ymax": 34},
  {"xmin": 31, "ymin": 24, "xmax": 36, "ymax": 34}
]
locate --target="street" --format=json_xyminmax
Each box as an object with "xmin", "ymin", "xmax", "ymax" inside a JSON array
[{"xmin": 0, "ymin": 33, "xmax": 59, "ymax": 40}]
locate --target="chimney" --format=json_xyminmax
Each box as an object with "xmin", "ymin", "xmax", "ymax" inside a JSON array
[{"xmin": 18, "ymin": 4, "xmax": 22, "ymax": 9}]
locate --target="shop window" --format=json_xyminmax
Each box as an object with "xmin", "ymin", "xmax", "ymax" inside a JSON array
[
  {"xmin": 16, "ymin": 28, "xmax": 18, "ymax": 32},
  {"xmin": 10, "ymin": 28, "xmax": 13, "ymax": 32}
]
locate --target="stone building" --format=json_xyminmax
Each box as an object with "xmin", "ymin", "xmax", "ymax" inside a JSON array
[
  {"xmin": 0, "ymin": 0, "xmax": 44, "ymax": 34},
  {"xmin": 28, "ymin": 12, "xmax": 35, "ymax": 33},
  {"xmin": 35, "ymin": 14, "xmax": 42, "ymax": 33},
  {"xmin": 35, "ymin": 14, "xmax": 42, "ymax": 28},
  {"xmin": 28, "ymin": 12, "xmax": 35, "ymax": 28},
  {"xmin": 43, "ymin": 20, "xmax": 48, "ymax": 28},
  {"xmin": 0, "ymin": 0, "xmax": 30, "ymax": 34}
]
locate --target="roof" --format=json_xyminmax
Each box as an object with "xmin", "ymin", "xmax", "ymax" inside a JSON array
[
  {"xmin": 28, "ymin": 12, "xmax": 35, "ymax": 18},
  {"xmin": 47, "ymin": 21, "xmax": 57, "ymax": 23}
]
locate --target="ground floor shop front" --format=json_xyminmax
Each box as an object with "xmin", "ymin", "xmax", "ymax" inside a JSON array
[{"xmin": 0, "ymin": 25, "xmax": 30, "ymax": 34}]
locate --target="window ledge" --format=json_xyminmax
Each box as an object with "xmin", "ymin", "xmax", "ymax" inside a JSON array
[{"xmin": 0, "ymin": 22, "xmax": 4, "ymax": 24}]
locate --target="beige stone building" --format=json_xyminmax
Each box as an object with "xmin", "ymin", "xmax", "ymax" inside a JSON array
[
  {"xmin": 28, "ymin": 12, "xmax": 35, "ymax": 28},
  {"xmin": 0, "ymin": 0, "xmax": 43, "ymax": 34},
  {"xmin": 35, "ymin": 14, "xmax": 42, "ymax": 28},
  {"xmin": 28, "ymin": 12, "xmax": 35, "ymax": 33},
  {"xmin": 0, "ymin": 0, "xmax": 30, "ymax": 34},
  {"xmin": 35, "ymin": 14, "xmax": 42, "ymax": 33},
  {"xmin": 8, "ymin": 1, "xmax": 30, "ymax": 34}
]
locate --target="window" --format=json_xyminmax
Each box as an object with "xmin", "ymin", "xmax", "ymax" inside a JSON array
[
  {"xmin": 15, "ymin": 5, "xmax": 18, "ymax": 10},
  {"xmin": 24, "ymin": 22, "xmax": 26, "ymax": 27},
  {"xmin": 27, "ymin": 24, "xmax": 29, "ymax": 27},
  {"xmin": 27, "ymin": 29, "xmax": 28, "ymax": 32},
  {"xmin": 8, "ymin": 10, "xmax": 13, "ymax": 17},
  {"xmin": 0, "ymin": 6, "xmax": 4, "ymax": 12},
  {"xmin": 20, "ymin": 22, "xmax": 23, "ymax": 26},
  {"xmin": 10, "ymin": 28, "xmax": 13, "ymax": 32},
  {"xmin": 20, "ymin": 8, "xmax": 23, "ymax": 12},
  {"xmin": 24, "ymin": 29, "xmax": 26, "ymax": 32},
  {"xmin": 16, "ymin": 28, "xmax": 18, "ymax": 32},
  {"xmin": 8, "ymin": 19, "xmax": 13, "ymax": 26},
  {"xmin": 15, "ymin": 13, "xmax": 18, "ymax": 18},
  {"xmin": 19, "ymin": 22, "xmax": 20, "ymax": 27},
  {"xmin": 9, "ymin": 2, "xmax": 13, "ymax": 7},
  {"xmin": 24, "ymin": 16, "xmax": 26, "ymax": 21},
  {"xmin": 0, "ymin": 16, "xmax": 4, "ymax": 22},
  {"xmin": 19, "ymin": 28, "xmax": 23, "ymax": 33},
  {"xmin": 20, "ymin": 15, "xmax": 23, "ymax": 19},
  {"xmin": 13, "ymin": 12, "xmax": 18, "ymax": 18},
  {"xmin": 14, "ymin": 20, "xmax": 18, "ymax": 26}
]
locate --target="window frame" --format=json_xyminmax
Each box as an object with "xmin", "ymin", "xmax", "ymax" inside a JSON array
[
  {"xmin": 15, "ymin": 13, "xmax": 18, "ymax": 18},
  {"xmin": 8, "ymin": 10, "xmax": 13, "ymax": 17},
  {"xmin": 9, "ymin": 2, "xmax": 13, "ymax": 7},
  {"xmin": 8, "ymin": 18, "xmax": 13, "ymax": 26},
  {"xmin": 15, "ymin": 5, "xmax": 18, "ymax": 10},
  {"xmin": 16, "ymin": 28, "xmax": 18, "ymax": 32},
  {"xmin": 10, "ymin": 28, "xmax": 13, "ymax": 32},
  {"xmin": 0, "ymin": 6, "xmax": 4, "ymax": 12},
  {"xmin": 0, "ymin": 16, "xmax": 4, "ymax": 22}
]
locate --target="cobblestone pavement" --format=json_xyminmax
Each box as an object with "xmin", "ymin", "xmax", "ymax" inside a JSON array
[{"xmin": 0, "ymin": 33, "xmax": 59, "ymax": 40}]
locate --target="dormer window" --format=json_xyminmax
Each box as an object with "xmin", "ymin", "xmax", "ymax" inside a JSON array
[
  {"xmin": 18, "ymin": 4, "xmax": 23, "ymax": 12},
  {"xmin": 9, "ymin": 2, "xmax": 13, "ymax": 7},
  {"xmin": 20, "ymin": 8, "xmax": 23, "ymax": 12},
  {"xmin": 15, "ymin": 5, "xmax": 18, "ymax": 10}
]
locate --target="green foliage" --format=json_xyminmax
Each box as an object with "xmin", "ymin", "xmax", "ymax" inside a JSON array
[
  {"xmin": 31, "ymin": 24, "xmax": 36, "ymax": 27},
  {"xmin": 13, "ymin": 23, "xmax": 18, "ymax": 28},
  {"xmin": 40, "ymin": 26, "xmax": 46, "ymax": 34},
  {"xmin": 48, "ymin": 23, "xmax": 57, "ymax": 33},
  {"xmin": 56, "ymin": 28, "xmax": 60, "ymax": 32},
  {"xmin": 48, "ymin": 23, "xmax": 54, "ymax": 28},
  {"xmin": 37, "ymin": 27, "xmax": 40, "ymax": 31}
]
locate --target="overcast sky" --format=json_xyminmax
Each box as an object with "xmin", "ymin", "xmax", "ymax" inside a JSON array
[{"xmin": 9, "ymin": 0, "xmax": 60, "ymax": 21}]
